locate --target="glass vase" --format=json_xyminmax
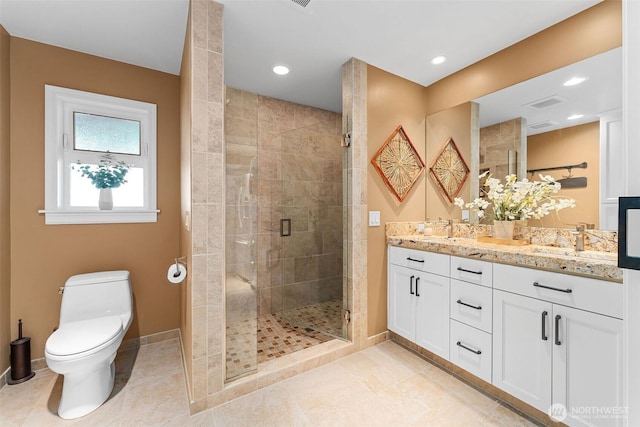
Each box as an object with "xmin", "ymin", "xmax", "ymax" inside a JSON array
[{"xmin": 493, "ymin": 220, "xmax": 515, "ymax": 240}]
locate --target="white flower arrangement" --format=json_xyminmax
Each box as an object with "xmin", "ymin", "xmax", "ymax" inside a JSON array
[{"xmin": 454, "ymin": 172, "xmax": 575, "ymax": 221}]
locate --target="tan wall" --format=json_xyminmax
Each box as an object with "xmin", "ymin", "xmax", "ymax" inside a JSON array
[
  {"xmin": 527, "ymin": 122, "xmax": 600, "ymax": 228},
  {"xmin": 425, "ymin": 1, "xmax": 622, "ymax": 115},
  {"xmin": 425, "ymin": 103, "xmax": 474, "ymax": 220},
  {"xmin": 0, "ymin": 24, "xmax": 10, "ymax": 373},
  {"xmin": 9, "ymin": 38, "xmax": 181, "ymax": 359},
  {"xmin": 367, "ymin": 65, "xmax": 426, "ymax": 336}
]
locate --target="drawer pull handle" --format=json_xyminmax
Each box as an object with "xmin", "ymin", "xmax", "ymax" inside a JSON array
[
  {"xmin": 541, "ymin": 311, "xmax": 548, "ymax": 341},
  {"xmin": 533, "ymin": 282, "xmax": 572, "ymax": 294},
  {"xmin": 456, "ymin": 299, "xmax": 482, "ymax": 310},
  {"xmin": 555, "ymin": 315, "xmax": 562, "ymax": 346},
  {"xmin": 410, "ymin": 275, "xmax": 415, "ymax": 295},
  {"xmin": 457, "ymin": 267, "xmax": 482, "ymax": 275},
  {"xmin": 415, "ymin": 277, "xmax": 420, "ymax": 297},
  {"xmin": 407, "ymin": 257, "xmax": 425, "ymax": 263},
  {"xmin": 456, "ymin": 341, "xmax": 482, "ymax": 355}
]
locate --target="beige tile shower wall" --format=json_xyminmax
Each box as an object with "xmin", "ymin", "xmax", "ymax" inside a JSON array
[
  {"xmin": 183, "ymin": 0, "xmax": 225, "ymax": 412},
  {"xmin": 225, "ymin": 88, "xmax": 343, "ymax": 317},
  {"xmin": 479, "ymin": 118, "xmax": 525, "ymax": 181}
]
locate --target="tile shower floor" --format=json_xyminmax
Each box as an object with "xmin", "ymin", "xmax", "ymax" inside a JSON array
[
  {"xmin": 227, "ymin": 300, "xmax": 343, "ymax": 376},
  {"xmin": 0, "ymin": 338, "xmax": 539, "ymax": 426}
]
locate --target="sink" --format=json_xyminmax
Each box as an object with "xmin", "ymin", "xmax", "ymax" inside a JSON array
[{"xmin": 530, "ymin": 246, "xmax": 617, "ymax": 262}]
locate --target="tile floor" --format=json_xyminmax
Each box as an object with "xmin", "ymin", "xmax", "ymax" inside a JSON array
[
  {"xmin": 0, "ymin": 338, "xmax": 538, "ymax": 426},
  {"xmin": 226, "ymin": 300, "xmax": 342, "ymax": 378}
]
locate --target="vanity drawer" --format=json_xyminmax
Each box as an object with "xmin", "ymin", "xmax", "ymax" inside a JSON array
[
  {"xmin": 450, "ymin": 319, "xmax": 492, "ymax": 383},
  {"xmin": 388, "ymin": 246, "xmax": 449, "ymax": 277},
  {"xmin": 450, "ymin": 256, "xmax": 493, "ymax": 287},
  {"xmin": 493, "ymin": 263, "xmax": 622, "ymax": 319},
  {"xmin": 450, "ymin": 279, "xmax": 492, "ymax": 333}
]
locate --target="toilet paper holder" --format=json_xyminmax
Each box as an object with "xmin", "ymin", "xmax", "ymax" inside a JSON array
[{"xmin": 173, "ymin": 256, "xmax": 186, "ymax": 278}]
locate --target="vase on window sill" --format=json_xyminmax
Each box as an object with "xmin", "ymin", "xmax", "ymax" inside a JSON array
[{"xmin": 99, "ymin": 188, "xmax": 113, "ymax": 210}]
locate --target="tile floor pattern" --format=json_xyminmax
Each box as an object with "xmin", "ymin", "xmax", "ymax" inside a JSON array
[
  {"xmin": 0, "ymin": 338, "xmax": 539, "ymax": 426},
  {"xmin": 226, "ymin": 300, "xmax": 343, "ymax": 377}
]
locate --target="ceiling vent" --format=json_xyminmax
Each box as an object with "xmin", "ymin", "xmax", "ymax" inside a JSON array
[
  {"xmin": 290, "ymin": 0, "xmax": 311, "ymax": 7},
  {"xmin": 528, "ymin": 120, "xmax": 557, "ymax": 130},
  {"xmin": 523, "ymin": 95, "xmax": 567, "ymax": 109}
]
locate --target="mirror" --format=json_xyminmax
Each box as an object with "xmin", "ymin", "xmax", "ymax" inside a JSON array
[{"xmin": 467, "ymin": 47, "xmax": 622, "ymax": 230}]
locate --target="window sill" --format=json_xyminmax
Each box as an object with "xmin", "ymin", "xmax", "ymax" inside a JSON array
[{"xmin": 38, "ymin": 209, "xmax": 159, "ymax": 225}]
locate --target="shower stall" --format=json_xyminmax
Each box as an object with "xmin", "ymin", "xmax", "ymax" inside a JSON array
[{"xmin": 224, "ymin": 87, "xmax": 348, "ymax": 380}]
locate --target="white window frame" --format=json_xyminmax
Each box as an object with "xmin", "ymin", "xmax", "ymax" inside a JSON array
[{"xmin": 42, "ymin": 85, "xmax": 158, "ymax": 224}]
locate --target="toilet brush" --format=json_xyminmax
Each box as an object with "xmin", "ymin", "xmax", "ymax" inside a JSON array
[{"xmin": 8, "ymin": 319, "xmax": 35, "ymax": 384}]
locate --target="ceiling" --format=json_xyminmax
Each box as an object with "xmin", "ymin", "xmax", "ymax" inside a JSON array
[{"xmin": 0, "ymin": 0, "xmax": 603, "ymax": 113}]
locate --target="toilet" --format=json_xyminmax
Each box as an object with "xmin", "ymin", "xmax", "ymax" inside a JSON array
[{"xmin": 45, "ymin": 270, "xmax": 133, "ymax": 419}]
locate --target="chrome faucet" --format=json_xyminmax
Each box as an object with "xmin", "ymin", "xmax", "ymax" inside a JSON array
[{"xmin": 574, "ymin": 224, "xmax": 585, "ymax": 252}]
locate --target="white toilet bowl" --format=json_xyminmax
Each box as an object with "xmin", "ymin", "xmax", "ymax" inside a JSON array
[{"xmin": 45, "ymin": 271, "xmax": 132, "ymax": 419}]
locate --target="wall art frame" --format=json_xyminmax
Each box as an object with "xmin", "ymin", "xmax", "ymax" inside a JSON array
[
  {"xmin": 429, "ymin": 137, "xmax": 470, "ymax": 203},
  {"xmin": 371, "ymin": 125, "xmax": 425, "ymax": 203}
]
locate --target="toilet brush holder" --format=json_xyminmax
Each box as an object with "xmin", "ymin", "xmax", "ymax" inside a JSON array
[{"xmin": 8, "ymin": 319, "xmax": 35, "ymax": 385}]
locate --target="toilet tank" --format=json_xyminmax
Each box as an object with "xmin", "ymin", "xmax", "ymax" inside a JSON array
[{"xmin": 59, "ymin": 271, "xmax": 132, "ymax": 329}]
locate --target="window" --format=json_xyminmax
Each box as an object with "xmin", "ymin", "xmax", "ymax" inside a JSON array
[{"xmin": 43, "ymin": 85, "xmax": 157, "ymax": 224}]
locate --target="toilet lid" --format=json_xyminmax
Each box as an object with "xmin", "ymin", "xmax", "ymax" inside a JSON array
[{"xmin": 46, "ymin": 316, "xmax": 123, "ymax": 356}]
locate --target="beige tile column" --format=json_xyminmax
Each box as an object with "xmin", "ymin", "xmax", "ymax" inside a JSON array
[
  {"xmin": 342, "ymin": 58, "xmax": 368, "ymax": 348},
  {"xmin": 186, "ymin": 0, "xmax": 225, "ymax": 412}
]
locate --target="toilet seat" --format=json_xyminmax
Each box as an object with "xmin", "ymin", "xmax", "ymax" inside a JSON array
[{"xmin": 46, "ymin": 316, "xmax": 123, "ymax": 357}]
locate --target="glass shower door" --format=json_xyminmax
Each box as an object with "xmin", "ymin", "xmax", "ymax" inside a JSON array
[
  {"xmin": 224, "ymin": 88, "xmax": 258, "ymax": 379},
  {"xmin": 278, "ymin": 121, "xmax": 347, "ymax": 340}
]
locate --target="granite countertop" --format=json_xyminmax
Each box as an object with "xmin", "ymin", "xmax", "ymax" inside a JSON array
[{"xmin": 387, "ymin": 235, "xmax": 622, "ymax": 283}]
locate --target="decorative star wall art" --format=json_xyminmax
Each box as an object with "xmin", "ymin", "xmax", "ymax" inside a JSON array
[
  {"xmin": 429, "ymin": 137, "xmax": 470, "ymax": 203},
  {"xmin": 371, "ymin": 125, "xmax": 425, "ymax": 202}
]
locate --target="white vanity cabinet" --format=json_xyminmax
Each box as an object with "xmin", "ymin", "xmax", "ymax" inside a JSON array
[
  {"xmin": 493, "ymin": 264, "xmax": 623, "ymax": 427},
  {"xmin": 388, "ymin": 246, "xmax": 450, "ymax": 359},
  {"xmin": 449, "ymin": 256, "xmax": 493, "ymax": 383}
]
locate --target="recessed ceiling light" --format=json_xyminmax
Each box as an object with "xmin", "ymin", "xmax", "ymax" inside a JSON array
[
  {"xmin": 431, "ymin": 56, "xmax": 446, "ymax": 65},
  {"xmin": 563, "ymin": 77, "xmax": 587, "ymax": 87},
  {"xmin": 568, "ymin": 114, "xmax": 584, "ymax": 120},
  {"xmin": 273, "ymin": 65, "xmax": 290, "ymax": 75}
]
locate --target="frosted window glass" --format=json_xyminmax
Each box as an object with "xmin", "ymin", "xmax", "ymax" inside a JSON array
[
  {"xmin": 70, "ymin": 164, "xmax": 144, "ymax": 208},
  {"xmin": 74, "ymin": 112, "xmax": 141, "ymax": 155}
]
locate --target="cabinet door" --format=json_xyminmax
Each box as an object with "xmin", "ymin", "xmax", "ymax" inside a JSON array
[
  {"xmin": 415, "ymin": 271, "xmax": 450, "ymax": 359},
  {"xmin": 553, "ymin": 305, "xmax": 623, "ymax": 427},
  {"xmin": 387, "ymin": 264, "xmax": 416, "ymax": 342},
  {"xmin": 493, "ymin": 290, "xmax": 552, "ymax": 412}
]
